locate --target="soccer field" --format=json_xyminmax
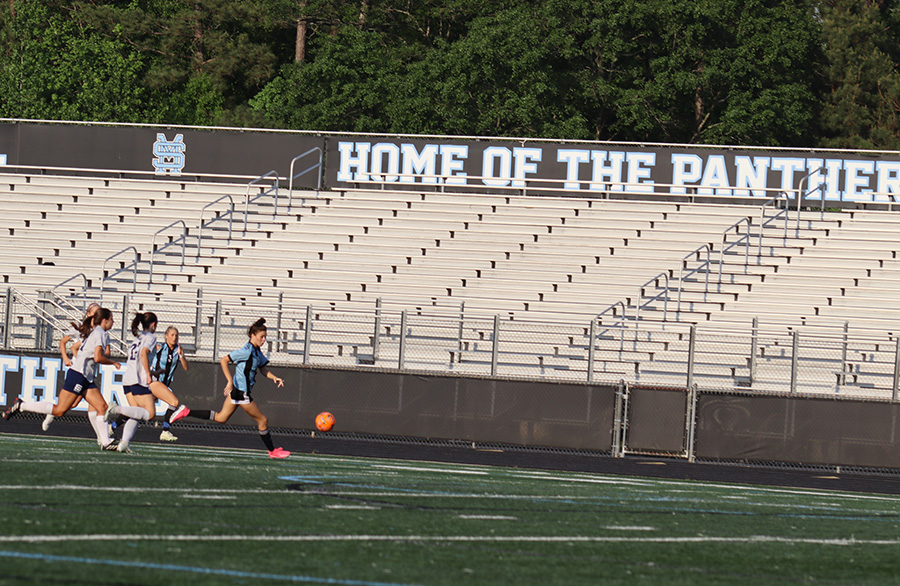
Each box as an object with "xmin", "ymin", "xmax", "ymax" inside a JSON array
[{"xmin": 2, "ymin": 433, "xmax": 900, "ymax": 585}]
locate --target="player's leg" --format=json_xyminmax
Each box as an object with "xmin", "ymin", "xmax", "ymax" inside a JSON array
[
  {"xmin": 118, "ymin": 392, "xmax": 154, "ymax": 453},
  {"xmin": 150, "ymin": 381, "xmax": 189, "ymax": 435},
  {"xmin": 82, "ymin": 387, "xmax": 117, "ymax": 450},
  {"xmin": 240, "ymin": 401, "xmax": 289, "ymax": 458}
]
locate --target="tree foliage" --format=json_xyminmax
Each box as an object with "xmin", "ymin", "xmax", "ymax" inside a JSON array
[{"xmin": 0, "ymin": 0, "xmax": 898, "ymax": 149}]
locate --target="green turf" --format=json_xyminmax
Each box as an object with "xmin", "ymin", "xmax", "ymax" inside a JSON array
[{"xmin": 1, "ymin": 433, "xmax": 900, "ymax": 585}]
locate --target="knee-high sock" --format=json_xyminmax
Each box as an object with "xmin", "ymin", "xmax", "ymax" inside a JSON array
[
  {"xmin": 259, "ymin": 430, "xmax": 275, "ymax": 451},
  {"xmin": 90, "ymin": 413, "xmax": 111, "ymax": 446},
  {"xmin": 120, "ymin": 419, "xmax": 139, "ymax": 448},
  {"xmin": 187, "ymin": 410, "xmax": 215, "ymax": 421},
  {"xmin": 19, "ymin": 401, "xmax": 53, "ymax": 415},
  {"xmin": 117, "ymin": 405, "xmax": 150, "ymax": 421}
]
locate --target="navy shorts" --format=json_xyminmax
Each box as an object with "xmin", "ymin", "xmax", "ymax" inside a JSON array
[
  {"xmin": 62, "ymin": 369, "xmax": 92, "ymax": 397},
  {"xmin": 125, "ymin": 384, "xmax": 152, "ymax": 396}
]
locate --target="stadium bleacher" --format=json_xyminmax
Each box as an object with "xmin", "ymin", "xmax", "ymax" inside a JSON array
[{"xmin": 1, "ymin": 167, "xmax": 899, "ymax": 398}]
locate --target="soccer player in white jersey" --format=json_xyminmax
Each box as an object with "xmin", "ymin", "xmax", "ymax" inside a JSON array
[
  {"xmin": 151, "ymin": 325, "xmax": 190, "ymax": 441},
  {"xmin": 44, "ymin": 303, "xmax": 102, "ymax": 434},
  {"xmin": 3, "ymin": 307, "xmax": 120, "ymax": 450},
  {"xmin": 104, "ymin": 312, "xmax": 161, "ymax": 453}
]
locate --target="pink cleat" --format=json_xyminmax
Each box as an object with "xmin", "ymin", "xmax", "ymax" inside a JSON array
[
  {"xmin": 169, "ymin": 405, "xmax": 190, "ymax": 424},
  {"xmin": 268, "ymin": 447, "xmax": 291, "ymax": 459}
]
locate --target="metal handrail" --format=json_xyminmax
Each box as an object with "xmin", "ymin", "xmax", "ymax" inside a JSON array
[
  {"xmin": 99, "ymin": 247, "xmax": 139, "ymax": 299},
  {"xmin": 288, "ymin": 148, "xmax": 323, "ymax": 212},
  {"xmin": 148, "ymin": 220, "xmax": 188, "ymax": 287},
  {"xmin": 198, "ymin": 194, "xmax": 236, "ymax": 255},
  {"xmin": 51, "ymin": 273, "xmax": 89, "ymax": 299},
  {"xmin": 11, "ymin": 287, "xmax": 128, "ymax": 353},
  {"xmin": 596, "ymin": 301, "xmax": 627, "ymax": 351},
  {"xmin": 717, "ymin": 217, "xmax": 752, "ymax": 285},
  {"xmin": 245, "ymin": 171, "xmax": 280, "ymax": 232},
  {"xmin": 635, "ymin": 272, "xmax": 669, "ymax": 326},
  {"xmin": 677, "ymin": 244, "xmax": 712, "ymax": 318},
  {"xmin": 758, "ymin": 192, "xmax": 791, "ymax": 261},
  {"xmin": 796, "ymin": 166, "xmax": 825, "ymax": 229}
]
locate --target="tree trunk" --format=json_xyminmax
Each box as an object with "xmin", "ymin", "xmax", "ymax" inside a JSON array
[
  {"xmin": 295, "ymin": 19, "xmax": 307, "ymax": 62},
  {"xmin": 295, "ymin": 0, "xmax": 307, "ymax": 62},
  {"xmin": 359, "ymin": 0, "xmax": 369, "ymax": 25}
]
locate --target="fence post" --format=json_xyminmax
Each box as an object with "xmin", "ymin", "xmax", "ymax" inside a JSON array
[
  {"xmin": 587, "ymin": 318, "xmax": 596, "ymax": 383},
  {"xmin": 790, "ymin": 329, "xmax": 799, "ymax": 394},
  {"xmin": 212, "ymin": 300, "xmax": 222, "ymax": 360},
  {"xmin": 373, "ymin": 298, "xmax": 382, "ymax": 361},
  {"xmin": 398, "ymin": 310, "xmax": 407, "ymax": 370},
  {"xmin": 120, "ymin": 294, "xmax": 129, "ymax": 343},
  {"xmin": 194, "ymin": 289, "xmax": 203, "ymax": 351},
  {"xmin": 276, "ymin": 291, "xmax": 284, "ymax": 351},
  {"xmin": 457, "ymin": 301, "xmax": 465, "ymax": 356},
  {"xmin": 686, "ymin": 325, "xmax": 696, "ymax": 389},
  {"xmin": 36, "ymin": 291, "xmax": 50, "ymax": 351},
  {"xmin": 491, "ymin": 315, "xmax": 500, "ymax": 377},
  {"xmin": 686, "ymin": 384, "xmax": 699, "ymax": 463},
  {"xmin": 3, "ymin": 287, "xmax": 11, "ymax": 349},
  {"xmin": 303, "ymin": 305, "xmax": 313, "ymax": 365},
  {"xmin": 892, "ymin": 336, "xmax": 900, "ymax": 402},
  {"xmin": 839, "ymin": 321, "xmax": 849, "ymax": 388},
  {"xmin": 749, "ymin": 317, "xmax": 758, "ymax": 383}
]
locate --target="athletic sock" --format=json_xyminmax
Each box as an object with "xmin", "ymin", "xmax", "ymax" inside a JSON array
[
  {"xmin": 259, "ymin": 430, "xmax": 275, "ymax": 451},
  {"xmin": 163, "ymin": 409, "xmax": 174, "ymax": 430},
  {"xmin": 93, "ymin": 414, "xmax": 111, "ymax": 446},
  {"xmin": 120, "ymin": 419, "xmax": 139, "ymax": 448},
  {"xmin": 188, "ymin": 410, "xmax": 215, "ymax": 421},
  {"xmin": 117, "ymin": 405, "xmax": 151, "ymax": 421},
  {"xmin": 19, "ymin": 401, "xmax": 53, "ymax": 415}
]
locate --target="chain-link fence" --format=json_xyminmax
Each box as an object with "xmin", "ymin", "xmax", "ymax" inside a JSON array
[{"xmin": 3, "ymin": 287, "xmax": 900, "ymax": 400}]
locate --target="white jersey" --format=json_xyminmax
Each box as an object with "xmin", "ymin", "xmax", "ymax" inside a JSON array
[
  {"xmin": 123, "ymin": 331, "xmax": 157, "ymax": 387},
  {"xmin": 70, "ymin": 325, "xmax": 110, "ymax": 383},
  {"xmin": 64, "ymin": 326, "xmax": 83, "ymax": 358}
]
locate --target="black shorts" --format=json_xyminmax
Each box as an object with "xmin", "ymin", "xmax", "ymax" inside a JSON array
[{"xmin": 230, "ymin": 387, "xmax": 252, "ymax": 405}]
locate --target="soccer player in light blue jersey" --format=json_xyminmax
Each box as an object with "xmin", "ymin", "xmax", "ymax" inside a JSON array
[
  {"xmin": 151, "ymin": 325, "xmax": 190, "ymax": 442},
  {"xmin": 182, "ymin": 318, "xmax": 289, "ymax": 459}
]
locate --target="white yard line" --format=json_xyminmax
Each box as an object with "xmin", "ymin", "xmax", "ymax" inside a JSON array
[{"xmin": 1, "ymin": 534, "xmax": 898, "ymax": 546}]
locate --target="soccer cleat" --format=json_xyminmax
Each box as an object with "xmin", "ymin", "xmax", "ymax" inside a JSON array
[
  {"xmin": 41, "ymin": 414, "xmax": 55, "ymax": 431},
  {"xmin": 268, "ymin": 447, "xmax": 290, "ymax": 459},
  {"xmin": 103, "ymin": 404, "xmax": 120, "ymax": 423},
  {"xmin": 169, "ymin": 405, "xmax": 190, "ymax": 424},
  {"xmin": 2, "ymin": 398, "xmax": 23, "ymax": 420},
  {"xmin": 101, "ymin": 439, "xmax": 120, "ymax": 451},
  {"xmin": 159, "ymin": 430, "xmax": 178, "ymax": 442},
  {"xmin": 117, "ymin": 443, "xmax": 133, "ymax": 454}
]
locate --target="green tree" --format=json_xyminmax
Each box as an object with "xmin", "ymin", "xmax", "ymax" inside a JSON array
[
  {"xmin": 567, "ymin": 0, "xmax": 821, "ymax": 145},
  {"xmin": 0, "ymin": 1, "xmax": 147, "ymax": 121},
  {"xmin": 817, "ymin": 0, "xmax": 900, "ymax": 150}
]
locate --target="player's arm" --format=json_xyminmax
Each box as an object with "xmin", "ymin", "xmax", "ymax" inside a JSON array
[
  {"xmin": 93, "ymin": 344, "xmax": 120, "ymax": 369},
  {"xmin": 259, "ymin": 365, "xmax": 284, "ymax": 388},
  {"xmin": 178, "ymin": 345, "xmax": 189, "ymax": 371},
  {"xmin": 59, "ymin": 334, "xmax": 73, "ymax": 367},
  {"xmin": 140, "ymin": 346, "xmax": 152, "ymax": 385},
  {"xmin": 219, "ymin": 354, "xmax": 234, "ymax": 395}
]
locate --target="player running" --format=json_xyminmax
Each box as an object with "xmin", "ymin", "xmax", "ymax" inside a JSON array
[
  {"xmin": 3, "ymin": 307, "xmax": 120, "ymax": 450},
  {"xmin": 181, "ymin": 318, "xmax": 289, "ymax": 459},
  {"xmin": 150, "ymin": 326, "xmax": 190, "ymax": 442}
]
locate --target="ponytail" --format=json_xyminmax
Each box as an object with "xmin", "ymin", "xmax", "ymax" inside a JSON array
[
  {"xmin": 79, "ymin": 307, "xmax": 112, "ymax": 338},
  {"xmin": 247, "ymin": 318, "xmax": 267, "ymax": 337},
  {"xmin": 131, "ymin": 311, "xmax": 158, "ymax": 336}
]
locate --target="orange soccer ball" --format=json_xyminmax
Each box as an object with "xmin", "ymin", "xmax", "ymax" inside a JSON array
[{"xmin": 315, "ymin": 411, "xmax": 335, "ymax": 432}]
